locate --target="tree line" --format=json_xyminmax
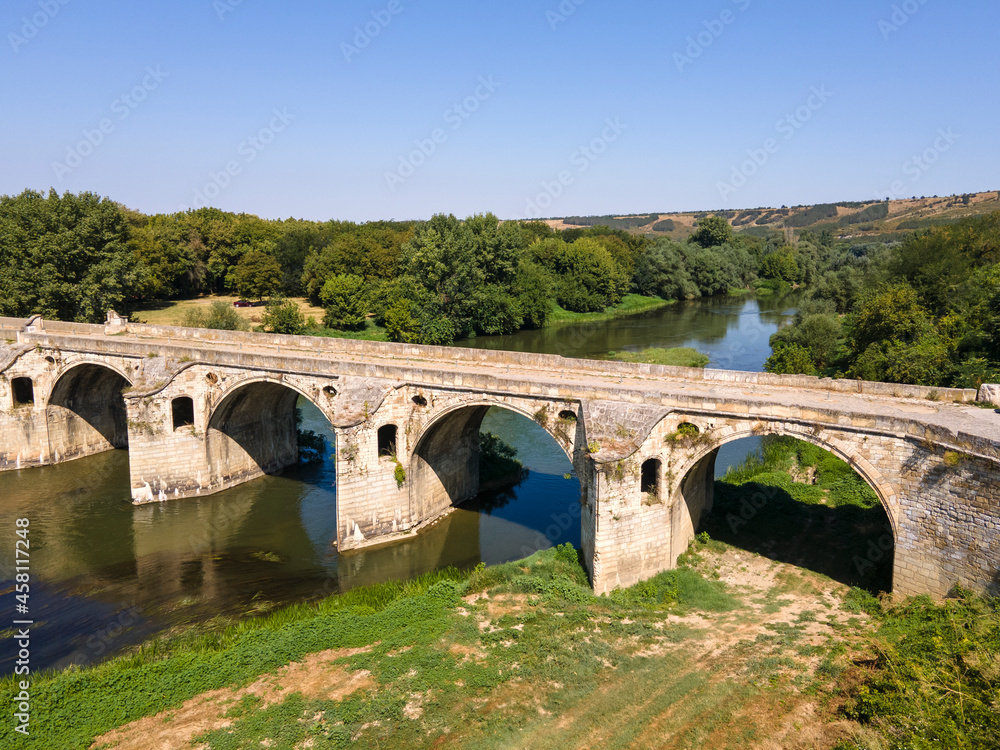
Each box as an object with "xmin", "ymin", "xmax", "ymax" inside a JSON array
[
  {"xmin": 1, "ymin": 190, "xmax": 821, "ymax": 346},
  {"xmin": 765, "ymin": 211, "xmax": 1000, "ymax": 389}
]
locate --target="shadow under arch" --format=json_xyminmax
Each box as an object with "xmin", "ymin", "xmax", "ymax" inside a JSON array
[
  {"xmin": 48, "ymin": 362, "xmax": 133, "ymax": 457},
  {"xmin": 408, "ymin": 400, "xmax": 576, "ymax": 524},
  {"xmin": 205, "ymin": 378, "xmax": 333, "ymax": 486},
  {"xmin": 670, "ymin": 425, "xmax": 899, "ymax": 592}
]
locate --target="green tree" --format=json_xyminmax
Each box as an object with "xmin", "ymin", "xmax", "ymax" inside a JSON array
[
  {"xmin": 769, "ymin": 308, "xmax": 843, "ymax": 369},
  {"xmin": 848, "ymin": 284, "xmax": 930, "ymax": 355},
  {"xmin": 320, "ymin": 273, "xmax": 368, "ymax": 330},
  {"xmin": 231, "ymin": 250, "xmax": 282, "ymax": 300},
  {"xmin": 513, "ymin": 260, "xmax": 553, "ymax": 329},
  {"xmin": 764, "ymin": 344, "xmax": 817, "ymax": 376},
  {"xmin": 633, "ymin": 239, "xmax": 698, "ymax": 300},
  {"xmin": 0, "ymin": 189, "xmax": 150, "ymax": 322},
  {"xmin": 183, "ymin": 301, "xmax": 250, "ymax": 331},
  {"xmin": 689, "ymin": 215, "xmax": 734, "ymax": 248},
  {"xmin": 262, "ymin": 296, "xmax": 306, "ymax": 335},
  {"xmin": 682, "ymin": 245, "xmax": 739, "ymax": 297},
  {"xmin": 540, "ymin": 238, "xmax": 626, "ymax": 312},
  {"xmin": 129, "ymin": 213, "xmax": 206, "ymax": 298},
  {"xmin": 759, "ymin": 248, "xmax": 800, "ymax": 283},
  {"xmin": 384, "ymin": 298, "xmax": 420, "ymax": 343},
  {"xmin": 846, "ymin": 284, "xmax": 950, "ymax": 384}
]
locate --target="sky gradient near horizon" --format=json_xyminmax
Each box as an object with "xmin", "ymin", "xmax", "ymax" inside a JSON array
[{"xmin": 2, "ymin": 0, "xmax": 998, "ymax": 222}]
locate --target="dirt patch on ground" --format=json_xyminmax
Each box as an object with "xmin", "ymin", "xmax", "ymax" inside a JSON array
[{"xmin": 91, "ymin": 647, "xmax": 373, "ymax": 750}]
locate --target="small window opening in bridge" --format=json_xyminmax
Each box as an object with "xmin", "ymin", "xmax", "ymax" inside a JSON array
[
  {"xmin": 378, "ymin": 424, "xmax": 398, "ymax": 457},
  {"xmin": 641, "ymin": 458, "xmax": 661, "ymax": 497},
  {"xmin": 412, "ymin": 394, "xmax": 428, "ymax": 407},
  {"xmin": 558, "ymin": 410, "xmax": 577, "ymax": 422},
  {"xmin": 11, "ymin": 377, "xmax": 34, "ymax": 407},
  {"xmin": 323, "ymin": 385, "xmax": 337, "ymax": 399},
  {"xmin": 677, "ymin": 422, "xmax": 700, "ymax": 436},
  {"xmin": 44, "ymin": 356, "xmax": 55, "ymax": 365},
  {"xmin": 172, "ymin": 397, "xmax": 195, "ymax": 430},
  {"xmin": 205, "ymin": 372, "xmax": 219, "ymax": 385}
]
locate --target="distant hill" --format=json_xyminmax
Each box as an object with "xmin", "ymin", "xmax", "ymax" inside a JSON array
[{"xmin": 543, "ymin": 190, "xmax": 1000, "ymax": 240}]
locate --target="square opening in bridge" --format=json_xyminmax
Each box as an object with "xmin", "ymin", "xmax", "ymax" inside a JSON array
[
  {"xmin": 172, "ymin": 397, "xmax": 195, "ymax": 430},
  {"xmin": 378, "ymin": 424, "xmax": 398, "ymax": 458},
  {"xmin": 641, "ymin": 458, "xmax": 661, "ymax": 498},
  {"xmin": 11, "ymin": 377, "xmax": 34, "ymax": 407}
]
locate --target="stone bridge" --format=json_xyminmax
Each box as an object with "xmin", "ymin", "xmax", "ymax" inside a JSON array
[{"xmin": 2, "ymin": 313, "xmax": 1000, "ymax": 599}]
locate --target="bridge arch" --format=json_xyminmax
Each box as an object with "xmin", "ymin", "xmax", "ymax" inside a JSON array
[
  {"xmin": 668, "ymin": 421, "xmax": 900, "ymax": 587},
  {"xmin": 205, "ymin": 376, "xmax": 333, "ymax": 486},
  {"xmin": 408, "ymin": 399, "xmax": 576, "ymax": 523},
  {"xmin": 47, "ymin": 361, "xmax": 133, "ymax": 459}
]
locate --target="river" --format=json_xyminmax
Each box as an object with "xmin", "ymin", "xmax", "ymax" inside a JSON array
[{"xmin": 0, "ymin": 293, "xmax": 796, "ymax": 674}]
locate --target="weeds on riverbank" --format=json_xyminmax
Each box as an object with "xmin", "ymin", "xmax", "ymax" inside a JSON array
[
  {"xmin": 838, "ymin": 590, "xmax": 1000, "ymax": 749},
  {"xmin": 548, "ymin": 293, "xmax": 672, "ymax": 325}
]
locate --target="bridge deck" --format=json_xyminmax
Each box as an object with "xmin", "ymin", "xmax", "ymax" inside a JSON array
[{"xmin": 4, "ymin": 317, "xmax": 999, "ymax": 458}]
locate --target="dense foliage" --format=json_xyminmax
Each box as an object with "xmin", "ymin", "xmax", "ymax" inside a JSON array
[
  {"xmin": 767, "ymin": 213, "xmax": 1000, "ymax": 388},
  {"xmin": 1, "ymin": 191, "xmax": 813, "ymax": 346}
]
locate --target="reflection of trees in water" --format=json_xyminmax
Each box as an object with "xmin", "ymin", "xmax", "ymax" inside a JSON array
[
  {"xmin": 465, "ymin": 469, "xmax": 530, "ymax": 514},
  {"xmin": 453, "ymin": 293, "xmax": 800, "ymax": 361}
]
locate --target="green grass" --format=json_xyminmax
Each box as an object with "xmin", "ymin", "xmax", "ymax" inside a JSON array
[
  {"xmin": 0, "ymin": 567, "xmax": 467, "ymax": 749},
  {"xmin": 308, "ymin": 319, "xmax": 390, "ymax": 342},
  {"xmin": 840, "ymin": 590, "xmax": 1000, "ymax": 750},
  {"xmin": 607, "ymin": 346, "xmax": 710, "ymax": 368},
  {"xmin": 0, "ymin": 544, "xmax": 743, "ymax": 749},
  {"xmin": 547, "ymin": 294, "xmax": 673, "ymax": 325}
]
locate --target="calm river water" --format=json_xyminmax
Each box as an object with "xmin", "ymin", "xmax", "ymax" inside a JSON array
[{"xmin": 0, "ymin": 294, "xmax": 796, "ymax": 674}]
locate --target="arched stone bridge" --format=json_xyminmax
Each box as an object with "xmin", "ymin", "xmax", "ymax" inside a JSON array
[{"xmin": 2, "ymin": 313, "xmax": 1000, "ymax": 599}]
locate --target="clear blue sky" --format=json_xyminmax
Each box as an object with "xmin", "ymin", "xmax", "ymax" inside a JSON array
[{"xmin": 2, "ymin": 0, "xmax": 998, "ymax": 222}]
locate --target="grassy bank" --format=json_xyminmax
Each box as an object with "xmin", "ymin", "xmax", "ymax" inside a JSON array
[
  {"xmin": 132, "ymin": 293, "xmax": 673, "ymax": 344},
  {"xmin": 5, "ymin": 530, "xmax": 998, "ymax": 748},
  {"xmin": 710, "ymin": 436, "xmax": 892, "ymax": 592},
  {"xmin": 548, "ymin": 293, "xmax": 673, "ymax": 325},
  {"xmin": 607, "ymin": 347, "xmax": 710, "ymax": 368}
]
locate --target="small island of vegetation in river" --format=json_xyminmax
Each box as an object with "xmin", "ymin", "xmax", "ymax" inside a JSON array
[{"xmin": 607, "ymin": 346, "xmax": 710, "ymax": 368}]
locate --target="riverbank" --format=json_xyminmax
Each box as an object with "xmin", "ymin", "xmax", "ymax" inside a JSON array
[
  {"xmin": 0, "ymin": 543, "xmax": 867, "ymax": 749},
  {"xmin": 6, "ymin": 446, "xmax": 997, "ymax": 749},
  {"xmin": 9, "ymin": 537, "xmax": 993, "ymax": 749},
  {"xmin": 131, "ymin": 293, "xmax": 674, "ymax": 343},
  {"xmin": 546, "ymin": 293, "xmax": 673, "ymax": 325}
]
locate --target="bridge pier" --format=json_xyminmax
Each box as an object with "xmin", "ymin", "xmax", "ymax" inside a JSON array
[
  {"xmin": 334, "ymin": 421, "xmax": 413, "ymax": 551},
  {"xmin": 2, "ymin": 318, "xmax": 1000, "ymax": 601}
]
